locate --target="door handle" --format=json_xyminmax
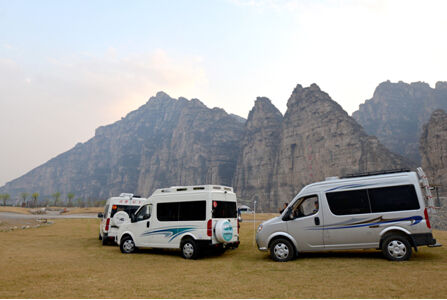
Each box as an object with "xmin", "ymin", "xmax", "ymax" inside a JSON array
[
  {"xmin": 146, "ymin": 221, "xmax": 150, "ymax": 228},
  {"xmin": 314, "ymin": 217, "xmax": 320, "ymax": 226}
]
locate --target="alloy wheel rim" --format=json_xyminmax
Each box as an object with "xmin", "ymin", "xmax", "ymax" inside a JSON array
[
  {"xmin": 387, "ymin": 240, "xmax": 407, "ymax": 258},
  {"xmin": 183, "ymin": 243, "xmax": 194, "ymax": 258},
  {"xmin": 274, "ymin": 243, "xmax": 289, "ymax": 260},
  {"xmin": 123, "ymin": 240, "xmax": 134, "ymax": 252}
]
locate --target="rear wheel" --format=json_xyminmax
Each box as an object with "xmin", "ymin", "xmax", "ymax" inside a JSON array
[
  {"xmin": 270, "ymin": 238, "xmax": 294, "ymax": 262},
  {"xmin": 382, "ymin": 234, "xmax": 412, "ymax": 261},
  {"xmin": 99, "ymin": 233, "xmax": 102, "ymax": 240},
  {"xmin": 181, "ymin": 238, "xmax": 200, "ymax": 259},
  {"xmin": 120, "ymin": 236, "xmax": 136, "ymax": 254}
]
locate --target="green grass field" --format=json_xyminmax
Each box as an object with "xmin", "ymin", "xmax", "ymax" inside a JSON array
[{"xmin": 0, "ymin": 217, "xmax": 446, "ymax": 298}]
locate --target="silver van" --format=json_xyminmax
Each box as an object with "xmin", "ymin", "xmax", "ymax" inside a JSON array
[{"xmin": 256, "ymin": 169, "xmax": 441, "ymax": 261}]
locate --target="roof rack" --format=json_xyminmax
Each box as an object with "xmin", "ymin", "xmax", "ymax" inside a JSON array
[{"xmin": 341, "ymin": 168, "xmax": 411, "ymax": 179}]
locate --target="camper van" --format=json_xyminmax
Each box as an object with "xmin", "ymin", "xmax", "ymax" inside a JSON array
[
  {"xmin": 256, "ymin": 169, "xmax": 441, "ymax": 262},
  {"xmin": 116, "ymin": 185, "xmax": 240, "ymax": 259},
  {"xmin": 98, "ymin": 193, "xmax": 147, "ymax": 245}
]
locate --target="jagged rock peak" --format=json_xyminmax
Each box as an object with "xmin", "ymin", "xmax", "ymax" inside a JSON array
[
  {"xmin": 431, "ymin": 109, "xmax": 447, "ymax": 119},
  {"xmin": 436, "ymin": 81, "xmax": 447, "ymax": 90},
  {"xmin": 286, "ymin": 83, "xmax": 342, "ymax": 113}
]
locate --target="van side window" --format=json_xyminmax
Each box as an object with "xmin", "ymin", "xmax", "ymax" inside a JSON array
[
  {"xmin": 369, "ymin": 185, "xmax": 420, "ymax": 212},
  {"xmin": 135, "ymin": 204, "xmax": 152, "ymax": 222},
  {"xmin": 179, "ymin": 201, "xmax": 206, "ymax": 221},
  {"xmin": 326, "ymin": 190, "xmax": 370, "ymax": 215},
  {"xmin": 157, "ymin": 203, "xmax": 179, "ymax": 221},
  {"xmin": 291, "ymin": 195, "xmax": 319, "ymax": 218}
]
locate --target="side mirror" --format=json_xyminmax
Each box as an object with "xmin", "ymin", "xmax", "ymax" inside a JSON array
[
  {"xmin": 97, "ymin": 212, "xmax": 103, "ymax": 218},
  {"xmin": 130, "ymin": 213, "xmax": 136, "ymax": 223}
]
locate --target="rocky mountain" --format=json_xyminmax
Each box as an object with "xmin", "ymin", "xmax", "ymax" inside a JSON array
[
  {"xmin": 234, "ymin": 84, "xmax": 412, "ymax": 211},
  {"xmin": 420, "ymin": 109, "xmax": 447, "ymax": 198},
  {"xmin": 233, "ymin": 97, "xmax": 283, "ymax": 210},
  {"xmin": 352, "ymin": 81, "xmax": 447, "ymax": 163},
  {"xmin": 0, "ymin": 92, "xmax": 245, "ymax": 200},
  {"xmin": 1, "ymin": 85, "xmax": 415, "ymax": 211}
]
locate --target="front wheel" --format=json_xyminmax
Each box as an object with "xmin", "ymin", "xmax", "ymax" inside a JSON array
[
  {"xmin": 382, "ymin": 234, "xmax": 412, "ymax": 261},
  {"xmin": 180, "ymin": 238, "xmax": 200, "ymax": 259},
  {"xmin": 120, "ymin": 236, "xmax": 136, "ymax": 254},
  {"xmin": 270, "ymin": 238, "xmax": 295, "ymax": 262}
]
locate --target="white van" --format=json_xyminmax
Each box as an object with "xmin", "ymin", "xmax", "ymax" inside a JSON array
[
  {"xmin": 98, "ymin": 193, "xmax": 147, "ymax": 245},
  {"xmin": 116, "ymin": 185, "xmax": 240, "ymax": 259},
  {"xmin": 256, "ymin": 169, "xmax": 441, "ymax": 262}
]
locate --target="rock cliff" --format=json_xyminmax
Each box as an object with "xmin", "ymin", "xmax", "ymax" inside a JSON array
[
  {"xmin": 420, "ymin": 109, "xmax": 447, "ymax": 198},
  {"xmin": 233, "ymin": 97, "xmax": 283, "ymax": 210},
  {"xmin": 268, "ymin": 84, "xmax": 411, "ymax": 211},
  {"xmin": 352, "ymin": 81, "xmax": 447, "ymax": 163},
  {"xmin": 0, "ymin": 92, "xmax": 244, "ymax": 200}
]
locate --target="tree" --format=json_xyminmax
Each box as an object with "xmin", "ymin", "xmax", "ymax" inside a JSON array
[
  {"xmin": 52, "ymin": 192, "xmax": 61, "ymax": 207},
  {"xmin": 31, "ymin": 192, "xmax": 39, "ymax": 208},
  {"xmin": 1, "ymin": 193, "xmax": 10, "ymax": 206},
  {"xmin": 20, "ymin": 192, "xmax": 29, "ymax": 207},
  {"xmin": 67, "ymin": 193, "xmax": 75, "ymax": 207},
  {"xmin": 76, "ymin": 198, "xmax": 84, "ymax": 208}
]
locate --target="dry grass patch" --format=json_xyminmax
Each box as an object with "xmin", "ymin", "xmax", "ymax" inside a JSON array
[
  {"xmin": 0, "ymin": 207, "xmax": 31, "ymax": 214},
  {"xmin": 0, "ymin": 218, "xmax": 446, "ymax": 298},
  {"xmin": 65, "ymin": 207, "xmax": 103, "ymax": 215}
]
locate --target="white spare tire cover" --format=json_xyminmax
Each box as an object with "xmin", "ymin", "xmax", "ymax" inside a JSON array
[
  {"xmin": 112, "ymin": 211, "xmax": 130, "ymax": 227},
  {"xmin": 214, "ymin": 220, "xmax": 233, "ymax": 243}
]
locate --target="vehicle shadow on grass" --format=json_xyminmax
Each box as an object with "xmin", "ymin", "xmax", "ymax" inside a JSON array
[
  {"xmin": 133, "ymin": 247, "xmax": 230, "ymax": 260},
  {"xmin": 258, "ymin": 249, "xmax": 442, "ymax": 261}
]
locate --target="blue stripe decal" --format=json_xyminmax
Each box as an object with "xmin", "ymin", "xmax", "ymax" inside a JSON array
[
  {"xmin": 142, "ymin": 227, "xmax": 197, "ymax": 242},
  {"xmin": 308, "ymin": 215, "xmax": 423, "ymax": 230},
  {"xmin": 325, "ymin": 183, "xmax": 371, "ymax": 192}
]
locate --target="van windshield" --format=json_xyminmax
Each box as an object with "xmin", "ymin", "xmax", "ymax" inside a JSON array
[
  {"xmin": 212, "ymin": 201, "xmax": 237, "ymax": 218},
  {"xmin": 110, "ymin": 205, "xmax": 140, "ymax": 218}
]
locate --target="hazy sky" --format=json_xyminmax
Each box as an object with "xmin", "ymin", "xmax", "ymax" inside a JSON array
[{"xmin": 1, "ymin": 0, "xmax": 446, "ymax": 186}]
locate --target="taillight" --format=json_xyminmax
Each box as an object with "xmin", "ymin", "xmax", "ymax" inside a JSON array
[
  {"xmin": 424, "ymin": 208, "xmax": 431, "ymax": 229},
  {"xmin": 207, "ymin": 219, "xmax": 212, "ymax": 237},
  {"xmin": 105, "ymin": 218, "xmax": 110, "ymax": 231}
]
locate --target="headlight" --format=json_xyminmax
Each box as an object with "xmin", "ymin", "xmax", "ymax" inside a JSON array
[{"xmin": 257, "ymin": 224, "xmax": 263, "ymax": 233}]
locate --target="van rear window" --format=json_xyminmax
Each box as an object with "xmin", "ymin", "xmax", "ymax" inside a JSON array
[
  {"xmin": 110, "ymin": 205, "xmax": 140, "ymax": 218},
  {"xmin": 326, "ymin": 184, "xmax": 420, "ymax": 215},
  {"xmin": 212, "ymin": 201, "xmax": 237, "ymax": 218},
  {"xmin": 369, "ymin": 185, "xmax": 419, "ymax": 212}
]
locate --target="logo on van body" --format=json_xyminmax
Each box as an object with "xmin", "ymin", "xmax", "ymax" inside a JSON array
[
  {"xmin": 308, "ymin": 215, "xmax": 423, "ymax": 230},
  {"xmin": 142, "ymin": 226, "xmax": 197, "ymax": 242}
]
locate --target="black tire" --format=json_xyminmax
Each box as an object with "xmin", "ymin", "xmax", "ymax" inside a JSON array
[
  {"xmin": 99, "ymin": 233, "xmax": 102, "ymax": 240},
  {"xmin": 120, "ymin": 235, "xmax": 136, "ymax": 254},
  {"xmin": 382, "ymin": 234, "xmax": 412, "ymax": 261},
  {"xmin": 269, "ymin": 238, "xmax": 295, "ymax": 262},
  {"xmin": 102, "ymin": 236, "xmax": 108, "ymax": 245},
  {"xmin": 180, "ymin": 238, "xmax": 200, "ymax": 259}
]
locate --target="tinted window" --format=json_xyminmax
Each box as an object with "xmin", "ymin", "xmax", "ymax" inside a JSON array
[
  {"xmin": 157, "ymin": 202, "xmax": 179, "ymax": 222},
  {"xmin": 110, "ymin": 205, "xmax": 140, "ymax": 218},
  {"xmin": 179, "ymin": 201, "xmax": 206, "ymax": 221},
  {"xmin": 326, "ymin": 189, "xmax": 370, "ymax": 215},
  {"xmin": 212, "ymin": 201, "xmax": 237, "ymax": 218},
  {"xmin": 369, "ymin": 185, "xmax": 420, "ymax": 212}
]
